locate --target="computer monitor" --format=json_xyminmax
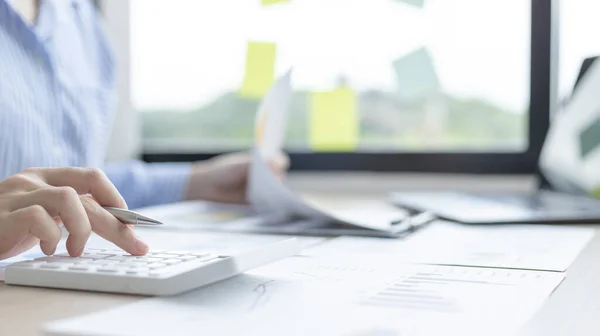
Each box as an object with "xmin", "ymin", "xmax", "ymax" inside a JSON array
[{"xmin": 539, "ymin": 56, "xmax": 600, "ymax": 191}]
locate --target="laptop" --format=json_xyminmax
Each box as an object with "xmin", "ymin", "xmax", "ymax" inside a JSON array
[{"xmin": 390, "ymin": 57, "xmax": 600, "ymax": 225}]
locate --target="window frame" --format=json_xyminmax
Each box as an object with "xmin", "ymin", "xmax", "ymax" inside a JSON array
[{"xmin": 139, "ymin": 0, "xmax": 557, "ymax": 174}]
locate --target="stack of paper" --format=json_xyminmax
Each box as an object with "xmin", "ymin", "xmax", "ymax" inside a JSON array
[{"xmin": 44, "ymin": 255, "xmax": 565, "ymax": 336}]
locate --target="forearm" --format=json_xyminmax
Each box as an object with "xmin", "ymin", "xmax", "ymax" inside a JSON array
[{"xmin": 103, "ymin": 160, "xmax": 192, "ymax": 209}]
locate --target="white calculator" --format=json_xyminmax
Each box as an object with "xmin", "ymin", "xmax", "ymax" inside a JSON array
[{"xmin": 4, "ymin": 238, "xmax": 300, "ymax": 296}]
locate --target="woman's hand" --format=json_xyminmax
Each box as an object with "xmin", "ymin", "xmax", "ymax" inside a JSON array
[
  {"xmin": 185, "ymin": 151, "xmax": 290, "ymax": 204},
  {"xmin": 0, "ymin": 167, "xmax": 149, "ymax": 260}
]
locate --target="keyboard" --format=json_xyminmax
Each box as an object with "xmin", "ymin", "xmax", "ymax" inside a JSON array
[{"xmin": 4, "ymin": 238, "xmax": 300, "ymax": 296}]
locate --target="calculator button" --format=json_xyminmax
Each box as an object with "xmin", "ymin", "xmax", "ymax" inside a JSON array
[
  {"xmin": 101, "ymin": 250, "xmax": 128, "ymax": 256},
  {"xmin": 71, "ymin": 259, "xmax": 90, "ymax": 264},
  {"xmin": 176, "ymin": 255, "xmax": 196, "ymax": 261},
  {"xmin": 95, "ymin": 251, "xmax": 119, "ymax": 256},
  {"xmin": 88, "ymin": 260, "xmax": 111, "ymax": 265},
  {"xmin": 11, "ymin": 261, "xmax": 45, "ymax": 268},
  {"xmin": 163, "ymin": 259, "xmax": 182, "ymax": 265},
  {"xmin": 150, "ymin": 254, "xmax": 176, "ymax": 259},
  {"xmin": 113, "ymin": 264, "xmax": 134, "ymax": 269},
  {"xmin": 68, "ymin": 265, "xmax": 91, "ymax": 271},
  {"xmin": 125, "ymin": 269, "xmax": 139, "ymax": 275},
  {"xmin": 101, "ymin": 260, "xmax": 121, "ymax": 264},
  {"xmin": 164, "ymin": 251, "xmax": 193, "ymax": 256},
  {"xmin": 147, "ymin": 263, "xmax": 167, "ymax": 269},
  {"xmin": 191, "ymin": 252, "xmax": 212, "ymax": 257},
  {"xmin": 97, "ymin": 267, "xmax": 119, "ymax": 273},
  {"xmin": 53, "ymin": 253, "xmax": 72, "ymax": 257},
  {"xmin": 46, "ymin": 259, "xmax": 75, "ymax": 265},
  {"xmin": 134, "ymin": 257, "xmax": 164, "ymax": 262},
  {"xmin": 125, "ymin": 260, "xmax": 150, "ymax": 265},
  {"xmin": 149, "ymin": 269, "xmax": 171, "ymax": 276},
  {"xmin": 106, "ymin": 256, "xmax": 129, "ymax": 261},
  {"xmin": 40, "ymin": 263, "xmax": 63, "ymax": 270},
  {"xmin": 35, "ymin": 256, "xmax": 60, "ymax": 261},
  {"xmin": 79, "ymin": 255, "xmax": 106, "ymax": 260},
  {"xmin": 149, "ymin": 249, "xmax": 166, "ymax": 253}
]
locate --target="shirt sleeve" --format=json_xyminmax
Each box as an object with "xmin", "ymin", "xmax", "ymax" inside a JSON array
[{"xmin": 103, "ymin": 161, "xmax": 192, "ymax": 210}]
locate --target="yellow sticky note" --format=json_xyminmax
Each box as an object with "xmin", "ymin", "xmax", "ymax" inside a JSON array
[
  {"xmin": 309, "ymin": 87, "xmax": 359, "ymax": 151},
  {"xmin": 592, "ymin": 187, "xmax": 600, "ymax": 199},
  {"xmin": 239, "ymin": 42, "xmax": 276, "ymax": 99},
  {"xmin": 261, "ymin": 0, "xmax": 289, "ymax": 6}
]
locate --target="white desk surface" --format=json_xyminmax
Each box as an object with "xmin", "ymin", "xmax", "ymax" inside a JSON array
[{"xmin": 1, "ymin": 174, "xmax": 598, "ymax": 336}]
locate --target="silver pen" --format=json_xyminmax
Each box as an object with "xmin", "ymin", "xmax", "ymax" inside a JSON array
[{"xmin": 102, "ymin": 207, "xmax": 164, "ymax": 226}]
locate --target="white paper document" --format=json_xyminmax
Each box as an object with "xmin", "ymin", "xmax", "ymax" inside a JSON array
[
  {"xmin": 303, "ymin": 221, "xmax": 595, "ymax": 271},
  {"xmin": 45, "ymin": 255, "xmax": 565, "ymax": 336},
  {"xmin": 133, "ymin": 199, "xmax": 407, "ymax": 238},
  {"xmin": 245, "ymin": 71, "xmax": 410, "ymax": 236}
]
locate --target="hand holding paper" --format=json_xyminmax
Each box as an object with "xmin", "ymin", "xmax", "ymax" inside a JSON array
[
  {"xmin": 185, "ymin": 152, "xmax": 289, "ymax": 205},
  {"xmin": 246, "ymin": 71, "xmax": 410, "ymax": 235}
]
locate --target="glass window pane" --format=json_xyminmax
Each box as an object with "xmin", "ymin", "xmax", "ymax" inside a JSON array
[
  {"xmin": 132, "ymin": 0, "xmax": 531, "ymax": 153},
  {"xmin": 559, "ymin": 1, "xmax": 600, "ymax": 101}
]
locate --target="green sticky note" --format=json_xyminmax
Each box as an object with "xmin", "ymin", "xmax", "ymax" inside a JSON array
[
  {"xmin": 393, "ymin": 47, "xmax": 440, "ymax": 102},
  {"xmin": 580, "ymin": 116, "xmax": 600, "ymax": 159},
  {"xmin": 309, "ymin": 87, "xmax": 359, "ymax": 152},
  {"xmin": 395, "ymin": 0, "xmax": 424, "ymax": 8},
  {"xmin": 239, "ymin": 42, "xmax": 277, "ymax": 99},
  {"xmin": 261, "ymin": 0, "xmax": 289, "ymax": 6}
]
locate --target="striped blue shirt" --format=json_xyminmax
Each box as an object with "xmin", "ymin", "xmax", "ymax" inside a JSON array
[{"xmin": 0, "ymin": 0, "xmax": 191, "ymax": 209}]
